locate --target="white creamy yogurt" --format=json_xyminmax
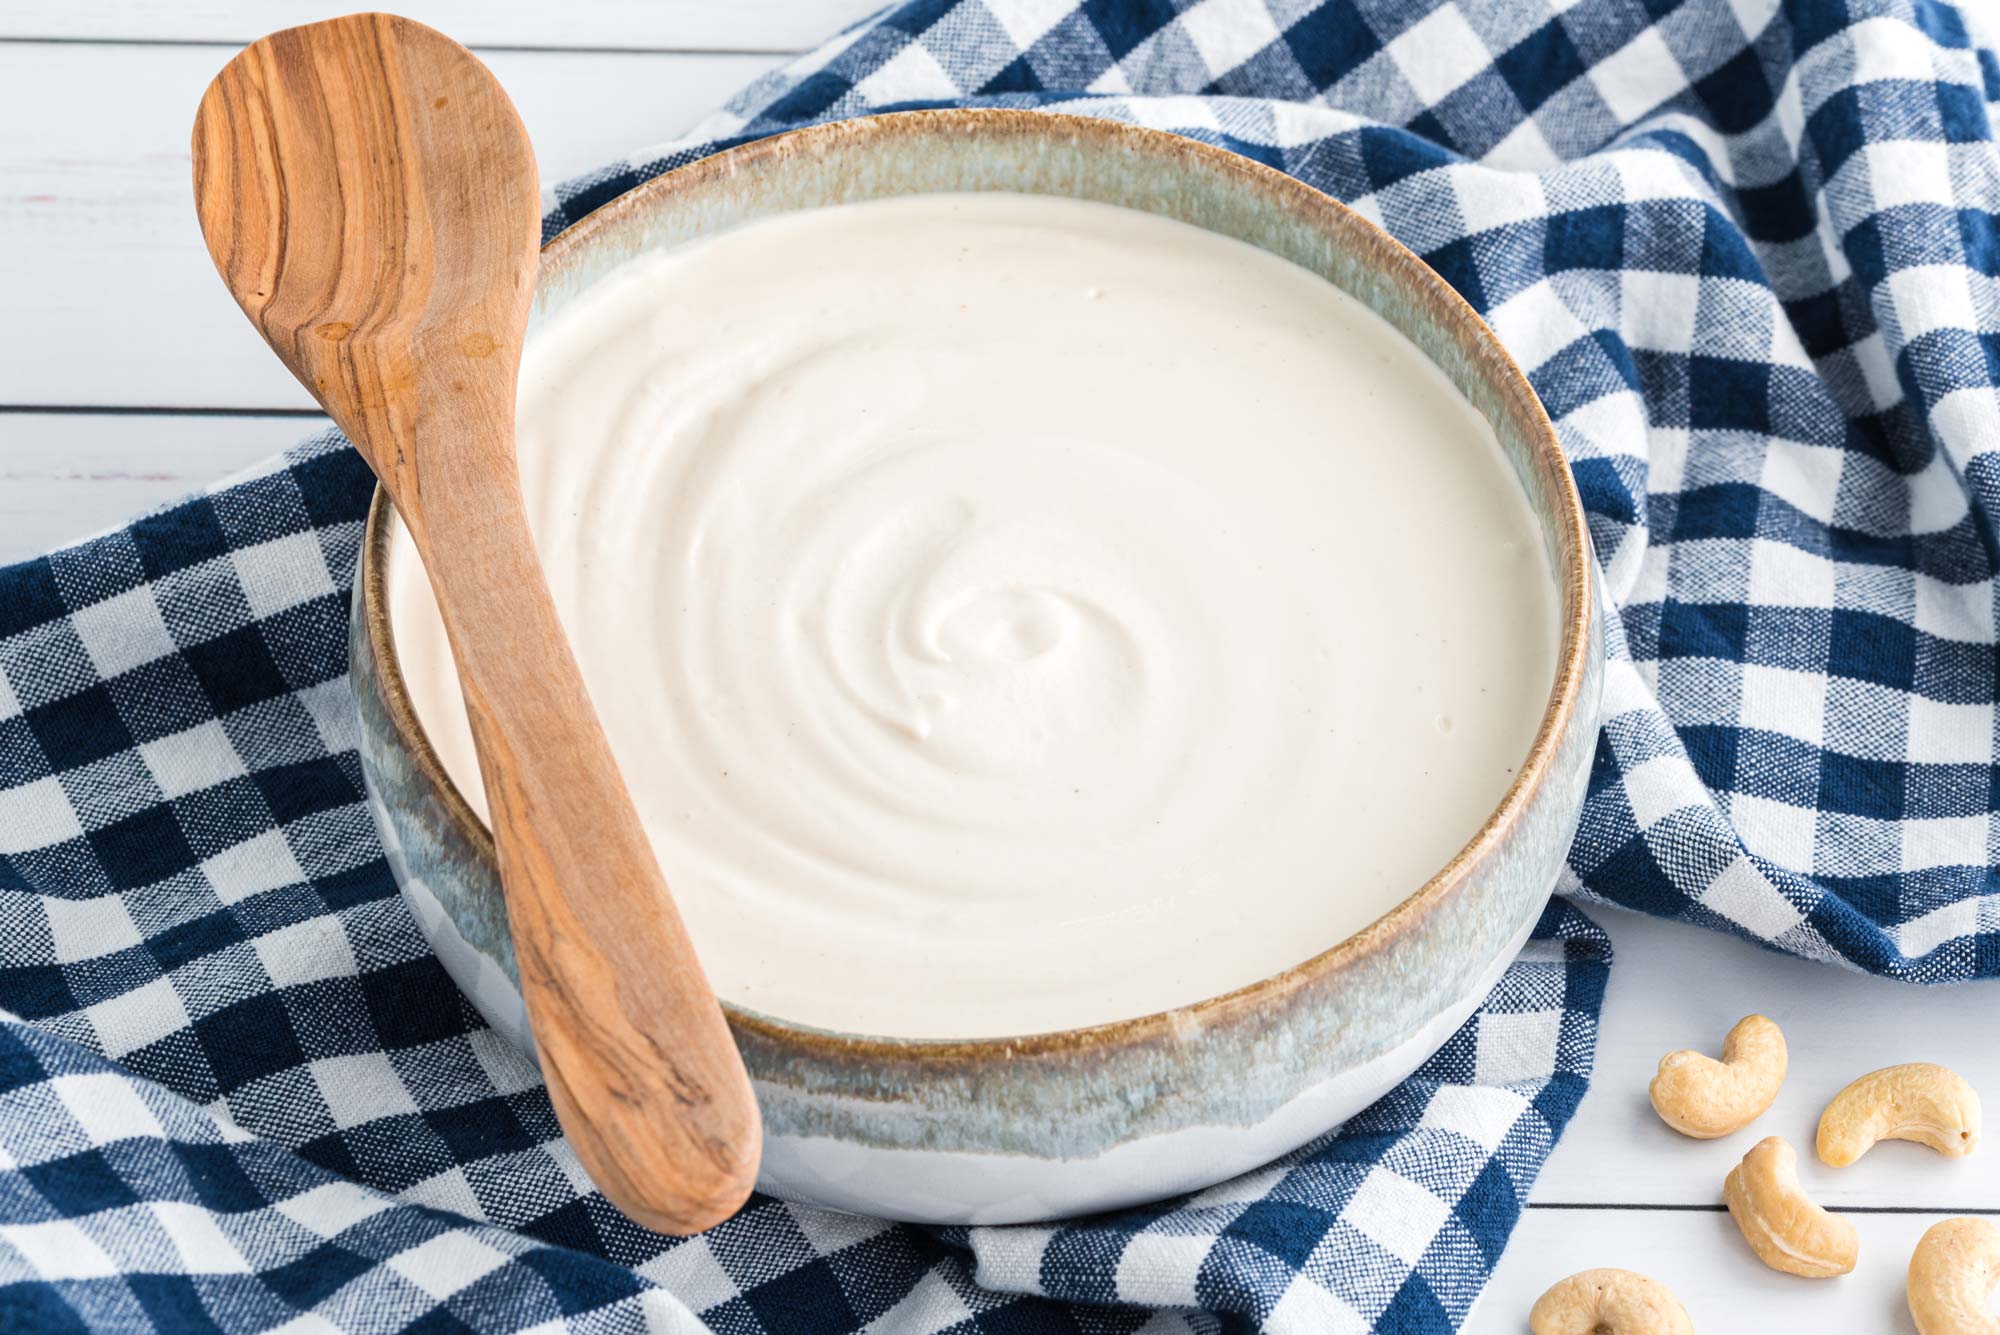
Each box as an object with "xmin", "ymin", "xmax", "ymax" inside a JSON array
[{"xmin": 385, "ymin": 192, "xmax": 1558, "ymax": 1039}]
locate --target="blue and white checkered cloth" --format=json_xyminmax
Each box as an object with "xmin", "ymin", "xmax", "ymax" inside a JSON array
[{"xmin": 3, "ymin": 0, "xmax": 1997, "ymax": 1329}]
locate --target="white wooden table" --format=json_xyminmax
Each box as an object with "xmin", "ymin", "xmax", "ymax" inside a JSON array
[{"xmin": 6, "ymin": 6, "xmax": 1997, "ymax": 1331}]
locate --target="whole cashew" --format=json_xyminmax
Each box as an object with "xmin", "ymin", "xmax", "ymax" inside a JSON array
[
  {"xmin": 1908, "ymin": 1217, "xmax": 2000, "ymax": 1335},
  {"xmin": 1817, "ymin": 1063, "xmax": 1981, "ymax": 1167},
  {"xmin": 1723, "ymin": 1136, "xmax": 1858, "ymax": 1277},
  {"xmin": 1529, "ymin": 1268, "xmax": 1693, "ymax": 1335},
  {"xmin": 1649, "ymin": 1014, "xmax": 1787, "ymax": 1138}
]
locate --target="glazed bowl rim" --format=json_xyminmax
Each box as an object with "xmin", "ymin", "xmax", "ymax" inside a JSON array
[{"xmin": 357, "ymin": 106, "xmax": 1594, "ymax": 1060}]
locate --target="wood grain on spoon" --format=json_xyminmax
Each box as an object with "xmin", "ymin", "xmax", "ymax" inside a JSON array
[{"xmin": 191, "ymin": 11, "xmax": 760, "ymax": 1235}]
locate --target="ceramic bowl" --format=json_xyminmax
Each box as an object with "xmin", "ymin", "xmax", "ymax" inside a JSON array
[{"xmin": 351, "ymin": 108, "xmax": 1602, "ymax": 1226}]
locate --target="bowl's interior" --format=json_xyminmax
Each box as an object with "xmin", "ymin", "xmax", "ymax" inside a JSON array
[{"xmin": 363, "ymin": 108, "xmax": 1591, "ymax": 1050}]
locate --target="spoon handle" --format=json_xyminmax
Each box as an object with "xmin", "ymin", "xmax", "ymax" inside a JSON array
[{"xmin": 409, "ymin": 467, "xmax": 762, "ymax": 1236}]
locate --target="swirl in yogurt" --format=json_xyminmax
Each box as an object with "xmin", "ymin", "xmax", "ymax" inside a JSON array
[{"xmin": 386, "ymin": 193, "xmax": 1557, "ymax": 1038}]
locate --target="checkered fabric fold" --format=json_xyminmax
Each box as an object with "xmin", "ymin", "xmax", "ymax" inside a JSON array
[{"xmin": 4, "ymin": 0, "xmax": 1996, "ymax": 1330}]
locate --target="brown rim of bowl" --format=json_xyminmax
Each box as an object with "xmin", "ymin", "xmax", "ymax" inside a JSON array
[{"xmin": 359, "ymin": 107, "xmax": 1593, "ymax": 1061}]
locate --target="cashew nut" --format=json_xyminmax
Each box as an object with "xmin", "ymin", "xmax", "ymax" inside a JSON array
[
  {"xmin": 1723, "ymin": 1135, "xmax": 1858, "ymax": 1277},
  {"xmin": 1648, "ymin": 1013, "xmax": 1787, "ymax": 1138},
  {"xmin": 1529, "ymin": 1268, "xmax": 1693, "ymax": 1335},
  {"xmin": 1907, "ymin": 1216, "xmax": 2000, "ymax": 1335},
  {"xmin": 1817, "ymin": 1063, "xmax": 1981, "ymax": 1167}
]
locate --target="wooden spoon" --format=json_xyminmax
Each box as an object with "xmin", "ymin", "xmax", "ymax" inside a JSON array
[{"xmin": 191, "ymin": 13, "xmax": 760, "ymax": 1235}]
